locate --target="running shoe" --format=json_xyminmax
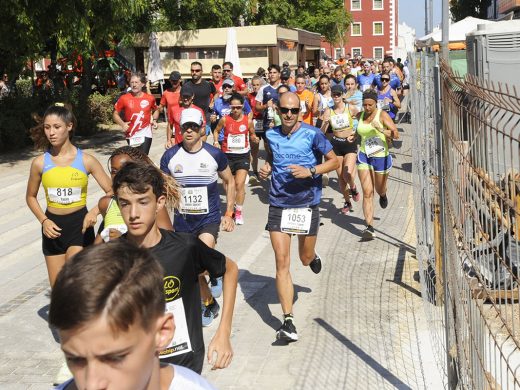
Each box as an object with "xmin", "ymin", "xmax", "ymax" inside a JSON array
[
  {"xmin": 350, "ymin": 186, "xmax": 360, "ymax": 202},
  {"xmin": 249, "ymin": 172, "xmax": 259, "ymax": 185},
  {"xmin": 209, "ymin": 276, "xmax": 223, "ymax": 298},
  {"xmin": 202, "ymin": 300, "xmax": 220, "ymax": 327},
  {"xmin": 322, "ymin": 173, "xmax": 329, "ymax": 187},
  {"xmin": 276, "ymin": 316, "xmax": 298, "ymax": 342},
  {"xmin": 309, "ymin": 254, "xmax": 322, "ymax": 274},
  {"xmin": 341, "ymin": 201, "xmax": 353, "ymax": 214},
  {"xmin": 379, "ymin": 194, "xmax": 388, "ymax": 209},
  {"xmin": 235, "ymin": 209, "xmax": 244, "ymax": 225},
  {"xmin": 361, "ymin": 225, "xmax": 376, "ymax": 240}
]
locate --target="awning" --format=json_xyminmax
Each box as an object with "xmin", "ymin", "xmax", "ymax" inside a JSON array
[{"xmin": 305, "ymin": 46, "xmax": 321, "ymax": 50}]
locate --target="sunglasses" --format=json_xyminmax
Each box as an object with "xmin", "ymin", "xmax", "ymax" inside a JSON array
[
  {"xmin": 181, "ymin": 123, "xmax": 200, "ymax": 131},
  {"xmin": 381, "ymin": 78, "xmax": 390, "ymax": 82},
  {"xmin": 332, "ymin": 93, "xmax": 343, "ymax": 97},
  {"xmin": 191, "ymin": 69, "xmax": 202, "ymax": 73},
  {"xmin": 279, "ymin": 107, "xmax": 300, "ymax": 115},
  {"xmin": 223, "ymin": 69, "xmax": 232, "ymax": 72},
  {"xmin": 230, "ymin": 105, "xmax": 243, "ymax": 110}
]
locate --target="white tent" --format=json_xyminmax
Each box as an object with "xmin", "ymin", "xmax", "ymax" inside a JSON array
[
  {"xmin": 224, "ymin": 28, "xmax": 242, "ymax": 77},
  {"xmin": 147, "ymin": 32, "xmax": 164, "ymax": 83},
  {"xmin": 417, "ymin": 16, "xmax": 495, "ymax": 47}
]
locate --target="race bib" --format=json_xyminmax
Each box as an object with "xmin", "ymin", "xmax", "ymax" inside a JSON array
[
  {"xmin": 365, "ymin": 136, "xmax": 385, "ymax": 157},
  {"xmin": 377, "ymin": 99, "xmax": 385, "ymax": 109},
  {"xmin": 361, "ymin": 84, "xmax": 371, "ymax": 92},
  {"xmin": 300, "ymin": 100, "xmax": 307, "ymax": 114},
  {"xmin": 227, "ymin": 134, "xmax": 246, "ymax": 150},
  {"xmin": 128, "ymin": 134, "xmax": 145, "ymax": 146},
  {"xmin": 180, "ymin": 187, "xmax": 209, "ymax": 214},
  {"xmin": 160, "ymin": 298, "xmax": 193, "ymax": 358},
  {"xmin": 281, "ymin": 208, "xmax": 312, "ymax": 235},
  {"xmin": 253, "ymin": 119, "xmax": 263, "ymax": 132},
  {"xmin": 48, "ymin": 187, "xmax": 81, "ymax": 204},
  {"xmin": 330, "ymin": 115, "xmax": 349, "ymax": 131}
]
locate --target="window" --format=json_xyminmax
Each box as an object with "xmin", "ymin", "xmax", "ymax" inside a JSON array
[
  {"xmin": 238, "ymin": 47, "xmax": 268, "ymax": 58},
  {"xmin": 373, "ymin": 47, "xmax": 384, "ymax": 60},
  {"xmin": 351, "ymin": 0, "xmax": 361, "ymax": 10},
  {"xmin": 351, "ymin": 22, "xmax": 362, "ymax": 36},
  {"xmin": 335, "ymin": 47, "xmax": 344, "ymax": 59},
  {"xmin": 373, "ymin": 22, "xmax": 384, "ymax": 35},
  {"xmin": 373, "ymin": 0, "xmax": 383, "ymax": 9},
  {"xmin": 352, "ymin": 48, "xmax": 362, "ymax": 57}
]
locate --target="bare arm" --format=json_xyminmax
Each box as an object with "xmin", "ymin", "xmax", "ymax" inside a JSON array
[
  {"xmin": 218, "ymin": 167, "xmax": 236, "ymax": 232},
  {"xmin": 391, "ymin": 89, "xmax": 401, "ymax": 109},
  {"xmin": 113, "ymin": 110, "xmax": 128, "ymax": 132},
  {"xmin": 312, "ymin": 93, "xmax": 320, "ymax": 117},
  {"xmin": 287, "ymin": 149, "xmax": 339, "ymax": 179},
  {"xmin": 380, "ymin": 110, "xmax": 399, "ymax": 140},
  {"xmin": 213, "ymin": 117, "xmax": 225, "ymax": 148},
  {"xmin": 83, "ymin": 153, "xmax": 112, "ymax": 233},
  {"xmin": 320, "ymin": 108, "xmax": 331, "ymax": 133}
]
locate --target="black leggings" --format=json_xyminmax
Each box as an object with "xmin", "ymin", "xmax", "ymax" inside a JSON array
[{"xmin": 126, "ymin": 137, "xmax": 152, "ymax": 155}]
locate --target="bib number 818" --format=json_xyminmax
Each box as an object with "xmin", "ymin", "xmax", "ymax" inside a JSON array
[{"xmin": 56, "ymin": 188, "xmax": 73, "ymax": 196}]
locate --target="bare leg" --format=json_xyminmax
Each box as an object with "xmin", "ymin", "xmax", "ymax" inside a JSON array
[
  {"xmin": 198, "ymin": 233, "xmax": 216, "ymax": 303},
  {"xmin": 251, "ymin": 141, "xmax": 259, "ymax": 173},
  {"xmin": 270, "ymin": 231, "xmax": 294, "ymax": 315},
  {"xmin": 343, "ymin": 152, "xmax": 358, "ymax": 191},
  {"xmin": 45, "ymin": 254, "xmax": 67, "ymax": 288},
  {"xmin": 297, "ymin": 234, "xmax": 318, "ymax": 266},
  {"xmin": 374, "ymin": 172, "xmax": 389, "ymax": 197},
  {"xmin": 336, "ymin": 155, "xmax": 347, "ymax": 201},
  {"xmin": 234, "ymin": 169, "xmax": 248, "ymax": 206},
  {"xmin": 358, "ymin": 169, "xmax": 375, "ymax": 226}
]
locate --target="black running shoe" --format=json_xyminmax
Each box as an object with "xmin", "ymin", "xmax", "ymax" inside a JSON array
[
  {"xmin": 379, "ymin": 194, "xmax": 388, "ymax": 209},
  {"xmin": 276, "ymin": 317, "xmax": 298, "ymax": 342},
  {"xmin": 309, "ymin": 254, "xmax": 322, "ymax": 274},
  {"xmin": 361, "ymin": 225, "xmax": 376, "ymax": 240}
]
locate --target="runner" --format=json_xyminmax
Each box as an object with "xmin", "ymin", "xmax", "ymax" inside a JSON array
[
  {"xmin": 248, "ymin": 75, "xmax": 265, "ymax": 182},
  {"xmin": 166, "ymin": 84, "xmax": 206, "ymax": 148},
  {"xmin": 26, "ymin": 103, "xmax": 112, "ymax": 287},
  {"xmin": 259, "ymin": 92, "xmax": 338, "ymax": 342},
  {"xmin": 255, "ymin": 64, "xmax": 282, "ymax": 148},
  {"xmin": 356, "ymin": 90, "xmax": 399, "ymax": 239},
  {"xmin": 357, "ymin": 61, "xmax": 376, "ymax": 92},
  {"xmin": 376, "ymin": 74, "xmax": 401, "ymax": 122},
  {"xmin": 222, "ymin": 61, "xmax": 247, "ymax": 96},
  {"xmin": 113, "ymin": 161, "xmax": 238, "ymax": 373},
  {"xmin": 294, "ymin": 74, "xmax": 314, "ymax": 125},
  {"xmin": 344, "ymin": 74, "xmax": 363, "ymax": 114},
  {"xmin": 213, "ymin": 93, "xmax": 259, "ymax": 225},
  {"xmin": 49, "ymin": 241, "xmax": 217, "ymax": 390},
  {"xmin": 95, "ymin": 146, "xmax": 175, "ymax": 243},
  {"xmin": 113, "ymin": 72, "xmax": 158, "ymax": 155},
  {"xmin": 154, "ymin": 71, "xmax": 182, "ymax": 122},
  {"xmin": 330, "ymin": 66, "xmax": 345, "ymax": 90},
  {"xmin": 161, "ymin": 108, "xmax": 236, "ymax": 327},
  {"xmin": 184, "ymin": 62, "xmax": 216, "ymax": 139},
  {"xmin": 321, "ymin": 85, "xmax": 360, "ymax": 214},
  {"xmin": 210, "ymin": 64, "xmax": 223, "ymax": 97}
]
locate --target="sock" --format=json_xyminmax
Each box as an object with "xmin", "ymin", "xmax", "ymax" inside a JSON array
[
  {"xmin": 283, "ymin": 313, "xmax": 294, "ymax": 320},
  {"xmin": 235, "ymin": 204, "xmax": 243, "ymax": 212}
]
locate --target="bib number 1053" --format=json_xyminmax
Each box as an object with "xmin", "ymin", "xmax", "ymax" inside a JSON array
[{"xmin": 281, "ymin": 208, "xmax": 312, "ymax": 235}]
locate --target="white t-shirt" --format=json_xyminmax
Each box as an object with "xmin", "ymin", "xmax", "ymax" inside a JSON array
[{"xmin": 54, "ymin": 364, "xmax": 217, "ymax": 390}]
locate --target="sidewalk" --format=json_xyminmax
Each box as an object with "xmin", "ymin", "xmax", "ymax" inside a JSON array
[{"xmin": 0, "ymin": 120, "xmax": 443, "ymax": 389}]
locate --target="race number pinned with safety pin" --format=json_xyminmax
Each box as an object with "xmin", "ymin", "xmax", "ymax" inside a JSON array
[
  {"xmin": 365, "ymin": 136, "xmax": 385, "ymax": 157},
  {"xmin": 227, "ymin": 134, "xmax": 246, "ymax": 150},
  {"xmin": 281, "ymin": 208, "xmax": 312, "ymax": 234},
  {"xmin": 48, "ymin": 187, "xmax": 81, "ymax": 204},
  {"xmin": 128, "ymin": 134, "xmax": 145, "ymax": 147},
  {"xmin": 180, "ymin": 187, "xmax": 209, "ymax": 214}
]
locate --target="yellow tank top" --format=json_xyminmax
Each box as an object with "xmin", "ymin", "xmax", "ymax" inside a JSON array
[
  {"xmin": 41, "ymin": 148, "xmax": 88, "ymax": 209},
  {"xmin": 104, "ymin": 197, "xmax": 125, "ymax": 227},
  {"xmin": 357, "ymin": 109, "xmax": 389, "ymax": 158}
]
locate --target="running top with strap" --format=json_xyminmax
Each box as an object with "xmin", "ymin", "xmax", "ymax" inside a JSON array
[
  {"xmin": 221, "ymin": 114, "xmax": 250, "ymax": 154},
  {"xmin": 357, "ymin": 109, "xmax": 389, "ymax": 158},
  {"xmin": 329, "ymin": 107, "xmax": 354, "ymax": 132},
  {"xmin": 42, "ymin": 148, "xmax": 88, "ymax": 209}
]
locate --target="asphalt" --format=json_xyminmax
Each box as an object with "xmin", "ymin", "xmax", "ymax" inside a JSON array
[{"xmin": 0, "ymin": 118, "xmax": 443, "ymax": 389}]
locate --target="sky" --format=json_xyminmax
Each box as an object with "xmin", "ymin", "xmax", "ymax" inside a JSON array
[{"xmin": 399, "ymin": 0, "xmax": 443, "ymax": 38}]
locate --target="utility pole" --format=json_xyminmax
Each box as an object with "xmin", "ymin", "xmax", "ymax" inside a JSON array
[
  {"xmin": 425, "ymin": 0, "xmax": 434, "ymax": 34},
  {"xmin": 441, "ymin": 0, "xmax": 450, "ymax": 60}
]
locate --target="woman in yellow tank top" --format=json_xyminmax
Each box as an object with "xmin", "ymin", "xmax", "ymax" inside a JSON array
[
  {"xmin": 355, "ymin": 90, "xmax": 399, "ymax": 240},
  {"xmin": 26, "ymin": 103, "xmax": 112, "ymax": 287}
]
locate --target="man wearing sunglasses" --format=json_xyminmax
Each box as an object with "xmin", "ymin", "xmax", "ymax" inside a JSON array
[
  {"xmin": 259, "ymin": 92, "xmax": 339, "ymax": 343},
  {"xmin": 222, "ymin": 62, "xmax": 247, "ymax": 96},
  {"xmin": 185, "ymin": 62, "xmax": 216, "ymax": 139},
  {"xmin": 372, "ymin": 59, "xmax": 401, "ymax": 91}
]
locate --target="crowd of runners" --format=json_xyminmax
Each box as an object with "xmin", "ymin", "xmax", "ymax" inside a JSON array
[{"xmin": 25, "ymin": 55, "xmax": 407, "ymax": 389}]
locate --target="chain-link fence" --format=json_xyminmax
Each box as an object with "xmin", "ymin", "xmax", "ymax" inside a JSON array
[{"xmin": 411, "ymin": 51, "xmax": 520, "ymax": 389}]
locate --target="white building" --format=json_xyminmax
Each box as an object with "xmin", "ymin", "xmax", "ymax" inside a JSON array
[{"xmin": 395, "ymin": 22, "xmax": 416, "ymax": 60}]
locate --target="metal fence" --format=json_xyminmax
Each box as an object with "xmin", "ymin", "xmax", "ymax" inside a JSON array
[{"xmin": 410, "ymin": 51, "xmax": 520, "ymax": 389}]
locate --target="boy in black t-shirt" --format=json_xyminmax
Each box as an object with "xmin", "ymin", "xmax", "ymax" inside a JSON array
[{"xmin": 113, "ymin": 161, "xmax": 238, "ymax": 374}]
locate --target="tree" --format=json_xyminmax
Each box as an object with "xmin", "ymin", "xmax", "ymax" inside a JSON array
[{"xmin": 450, "ymin": 0, "xmax": 491, "ymax": 22}]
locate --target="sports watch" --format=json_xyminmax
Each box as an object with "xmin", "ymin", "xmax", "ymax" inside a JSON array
[{"xmin": 309, "ymin": 166, "xmax": 317, "ymax": 177}]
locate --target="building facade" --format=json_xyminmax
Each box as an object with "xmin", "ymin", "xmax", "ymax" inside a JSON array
[{"xmin": 321, "ymin": 0, "xmax": 399, "ymax": 61}]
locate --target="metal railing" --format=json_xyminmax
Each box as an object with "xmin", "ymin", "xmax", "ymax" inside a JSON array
[{"xmin": 410, "ymin": 51, "xmax": 520, "ymax": 389}]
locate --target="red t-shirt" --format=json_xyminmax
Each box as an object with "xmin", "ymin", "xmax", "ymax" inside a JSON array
[
  {"xmin": 160, "ymin": 89, "xmax": 180, "ymax": 109},
  {"xmin": 222, "ymin": 114, "xmax": 250, "ymax": 154},
  {"xmin": 168, "ymin": 105, "xmax": 206, "ymax": 144},
  {"xmin": 114, "ymin": 93, "xmax": 157, "ymax": 137},
  {"xmin": 213, "ymin": 75, "xmax": 246, "ymax": 98},
  {"xmin": 211, "ymin": 79, "xmax": 223, "ymax": 100},
  {"xmin": 248, "ymin": 93, "xmax": 262, "ymax": 120}
]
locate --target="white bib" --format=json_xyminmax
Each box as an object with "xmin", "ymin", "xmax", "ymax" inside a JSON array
[
  {"xmin": 300, "ymin": 100, "xmax": 307, "ymax": 114},
  {"xmin": 180, "ymin": 187, "xmax": 209, "ymax": 214},
  {"xmin": 281, "ymin": 208, "xmax": 312, "ymax": 235},
  {"xmin": 128, "ymin": 134, "xmax": 145, "ymax": 146},
  {"xmin": 161, "ymin": 298, "xmax": 193, "ymax": 358},
  {"xmin": 48, "ymin": 187, "xmax": 81, "ymax": 204},
  {"xmin": 330, "ymin": 114, "xmax": 351, "ymax": 131},
  {"xmin": 365, "ymin": 136, "xmax": 385, "ymax": 157},
  {"xmin": 253, "ymin": 119, "xmax": 263, "ymax": 132},
  {"xmin": 227, "ymin": 134, "xmax": 246, "ymax": 150}
]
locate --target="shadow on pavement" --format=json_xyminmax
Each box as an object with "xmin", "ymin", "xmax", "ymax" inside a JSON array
[
  {"xmin": 238, "ymin": 269, "xmax": 311, "ymax": 333},
  {"xmin": 385, "ymin": 245, "xmax": 422, "ymax": 298},
  {"xmin": 314, "ymin": 317, "xmax": 413, "ymax": 390},
  {"xmin": 37, "ymin": 303, "xmax": 60, "ymax": 343}
]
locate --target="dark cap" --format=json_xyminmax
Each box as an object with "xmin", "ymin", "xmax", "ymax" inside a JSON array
[
  {"xmin": 180, "ymin": 84, "xmax": 194, "ymax": 97},
  {"xmin": 281, "ymin": 68, "xmax": 291, "ymax": 79},
  {"xmin": 282, "ymin": 61, "xmax": 290, "ymax": 67},
  {"xmin": 169, "ymin": 71, "xmax": 181, "ymax": 81},
  {"xmin": 331, "ymin": 84, "xmax": 344, "ymax": 94}
]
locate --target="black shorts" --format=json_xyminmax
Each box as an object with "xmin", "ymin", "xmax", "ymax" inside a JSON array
[
  {"xmin": 42, "ymin": 207, "xmax": 95, "ymax": 256},
  {"xmin": 331, "ymin": 135, "xmax": 358, "ymax": 156},
  {"xmin": 126, "ymin": 136, "xmax": 152, "ymax": 155},
  {"xmin": 226, "ymin": 152, "xmax": 250, "ymax": 175},
  {"xmin": 255, "ymin": 130, "xmax": 267, "ymax": 142},
  {"xmin": 194, "ymin": 222, "xmax": 220, "ymax": 241},
  {"xmin": 266, "ymin": 205, "xmax": 320, "ymax": 236}
]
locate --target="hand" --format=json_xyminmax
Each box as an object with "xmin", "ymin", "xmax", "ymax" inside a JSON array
[
  {"xmin": 152, "ymin": 120, "xmax": 158, "ymax": 129},
  {"xmin": 268, "ymin": 120, "xmax": 274, "ymax": 129},
  {"xmin": 347, "ymin": 133, "xmax": 357, "ymax": 142},
  {"xmin": 42, "ymin": 219, "xmax": 61, "ymax": 239},
  {"xmin": 288, "ymin": 164, "xmax": 312, "ymax": 179},
  {"xmin": 259, "ymin": 163, "xmax": 271, "ymax": 180},
  {"xmin": 82, "ymin": 210, "xmax": 98, "ymax": 233},
  {"xmin": 267, "ymin": 99, "xmax": 273, "ymax": 108},
  {"xmin": 250, "ymin": 136, "xmax": 260, "ymax": 145},
  {"xmin": 165, "ymin": 138, "xmax": 175, "ymax": 149},
  {"xmin": 123, "ymin": 122, "xmax": 130, "ymax": 132},
  {"xmin": 108, "ymin": 229, "xmax": 123, "ymax": 240},
  {"xmin": 213, "ymin": 141, "xmax": 221, "ymax": 149},
  {"xmin": 207, "ymin": 331, "xmax": 233, "ymax": 370},
  {"xmin": 220, "ymin": 216, "xmax": 235, "ymax": 232}
]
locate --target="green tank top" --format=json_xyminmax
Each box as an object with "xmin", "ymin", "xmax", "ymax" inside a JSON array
[
  {"xmin": 357, "ymin": 109, "xmax": 389, "ymax": 158},
  {"xmin": 105, "ymin": 197, "xmax": 125, "ymax": 227}
]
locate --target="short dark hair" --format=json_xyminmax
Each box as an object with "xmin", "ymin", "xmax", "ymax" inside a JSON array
[
  {"xmin": 211, "ymin": 64, "xmax": 221, "ymax": 71},
  {"xmin": 344, "ymin": 74, "xmax": 357, "ymax": 83},
  {"xmin": 268, "ymin": 64, "xmax": 281, "ymax": 73},
  {"xmin": 191, "ymin": 61, "xmax": 203, "ymax": 69},
  {"xmin": 113, "ymin": 161, "xmax": 165, "ymax": 201},
  {"xmin": 229, "ymin": 92, "xmax": 244, "ymax": 104},
  {"xmin": 295, "ymin": 73, "xmax": 306, "ymax": 81},
  {"xmin": 222, "ymin": 61, "xmax": 233, "ymax": 69},
  {"xmin": 130, "ymin": 72, "xmax": 147, "ymax": 84},
  {"xmin": 49, "ymin": 241, "xmax": 165, "ymax": 333},
  {"xmin": 362, "ymin": 90, "xmax": 378, "ymax": 102}
]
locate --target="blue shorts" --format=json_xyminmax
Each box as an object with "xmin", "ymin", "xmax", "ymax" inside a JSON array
[
  {"xmin": 356, "ymin": 151, "xmax": 392, "ymax": 174},
  {"xmin": 205, "ymin": 124, "xmax": 212, "ymax": 136}
]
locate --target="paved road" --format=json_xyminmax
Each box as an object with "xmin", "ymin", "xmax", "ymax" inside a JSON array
[{"xmin": 0, "ymin": 120, "xmax": 443, "ymax": 389}]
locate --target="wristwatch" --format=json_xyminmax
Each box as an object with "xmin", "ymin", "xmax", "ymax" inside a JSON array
[{"xmin": 309, "ymin": 166, "xmax": 317, "ymax": 177}]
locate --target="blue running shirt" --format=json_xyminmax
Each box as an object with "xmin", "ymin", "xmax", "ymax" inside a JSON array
[
  {"xmin": 160, "ymin": 143, "xmax": 228, "ymax": 232},
  {"xmin": 266, "ymin": 123, "xmax": 333, "ymax": 208}
]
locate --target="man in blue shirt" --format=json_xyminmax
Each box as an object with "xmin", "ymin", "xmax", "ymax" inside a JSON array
[
  {"xmin": 373, "ymin": 59, "xmax": 401, "ymax": 90},
  {"xmin": 259, "ymin": 92, "xmax": 338, "ymax": 343}
]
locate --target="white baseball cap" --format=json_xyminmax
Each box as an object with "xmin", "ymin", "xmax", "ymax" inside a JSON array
[{"xmin": 180, "ymin": 108, "xmax": 203, "ymax": 126}]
